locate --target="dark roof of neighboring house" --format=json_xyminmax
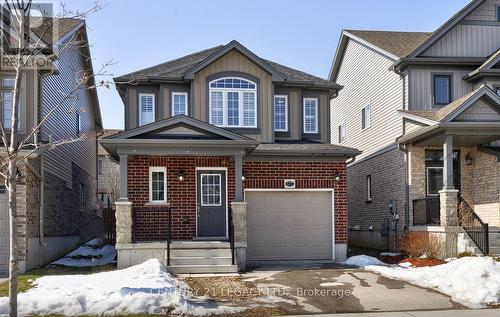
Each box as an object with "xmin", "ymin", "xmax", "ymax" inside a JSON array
[
  {"xmin": 114, "ymin": 41, "xmax": 338, "ymax": 89},
  {"xmin": 345, "ymin": 30, "xmax": 433, "ymax": 58},
  {"xmin": 98, "ymin": 129, "xmax": 122, "ymax": 156},
  {"xmin": 29, "ymin": 17, "xmax": 83, "ymax": 44},
  {"xmin": 252, "ymin": 143, "xmax": 361, "ymax": 157}
]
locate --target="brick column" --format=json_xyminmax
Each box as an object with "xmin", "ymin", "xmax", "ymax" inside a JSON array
[
  {"xmin": 115, "ymin": 201, "xmax": 133, "ymax": 244},
  {"xmin": 231, "ymin": 201, "xmax": 247, "ymax": 270}
]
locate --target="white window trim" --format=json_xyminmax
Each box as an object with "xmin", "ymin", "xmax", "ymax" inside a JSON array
[
  {"xmin": 149, "ymin": 166, "xmax": 167, "ymax": 203},
  {"xmin": 138, "ymin": 93, "xmax": 155, "ymax": 126},
  {"xmin": 274, "ymin": 95, "xmax": 288, "ymax": 132},
  {"xmin": 367, "ymin": 175, "xmax": 372, "ymax": 201},
  {"xmin": 338, "ymin": 121, "xmax": 346, "ymax": 144},
  {"xmin": 208, "ymin": 77, "xmax": 257, "ymax": 128},
  {"xmin": 303, "ymin": 97, "xmax": 319, "ymax": 134},
  {"xmin": 362, "ymin": 104, "xmax": 371, "ymax": 130},
  {"xmin": 171, "ymin": 92, "xmax": 188, "ymax": 116},
  {"xmin": 200, "ymin": 173, "xmax": 222, "ymax": 207},
  {"xmin": 426, "ymin": 166, "xmax": 443, "ymax": 196}
]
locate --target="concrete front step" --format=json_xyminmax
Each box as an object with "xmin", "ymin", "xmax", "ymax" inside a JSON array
[
  {"xmin": 170, "ymin": 248, "xmax": 232, "ymax": 258},
  {"xmin": 170, "ymin": 256, "xmax": 233, "ymax": 266},
  {"xmin": 170, "ymin": 241, "xmax": 230, "ymax": 249},
  {"xmin": 167, "ymin": 264, "xmax": 238, "ymax": 274}
]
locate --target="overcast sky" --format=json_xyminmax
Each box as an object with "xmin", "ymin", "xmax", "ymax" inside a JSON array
[{"xmin": 61, "ymin": 0, "xmax": 470, "ymax": 129}]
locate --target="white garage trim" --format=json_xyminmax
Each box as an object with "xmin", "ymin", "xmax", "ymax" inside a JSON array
[{"xmin": 244, "ymin": 188, "xmax": 335, "ymax": 261}]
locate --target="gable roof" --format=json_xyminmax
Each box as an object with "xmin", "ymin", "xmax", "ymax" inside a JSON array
[
  {"xmin": 114, "ymin": 40, "xmax": 340, "ymax": 89},
  {"xmin": 407, "ymin": 0, "xmax": 486, "ymax": 58},
  {"xmin": 29, "ymin": 17, "xmax": 83, "ymax": 45},
  {"xmin": 104, "ymin": 115, "xmax": 256, "ymax": 142},
  {"xmin": 399, "ymin": 85, "xmax": 500, "ymax": 123},
  {"xmin": 464, "ymin": 48, "xmax": 500, "ymax": 81}
]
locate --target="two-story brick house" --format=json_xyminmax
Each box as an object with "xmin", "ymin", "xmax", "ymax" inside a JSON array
[
  {"xmin": 0, "ymin": 18, "xmax": 102, "ymax": 276},
  {"xmin": 100, "ymin": 40, "xmax": 360, "ymax": 272},
  {"xmin": 330, "ymin": 0, "xmax": 500, "ymax": 256}
]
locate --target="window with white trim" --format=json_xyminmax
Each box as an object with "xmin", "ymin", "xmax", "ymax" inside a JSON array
[
  {"xmin": 139, "ymin": 93, "xmax": 155, "ymax": 126},
  {"xmin": 209, "ymin": 77, "xmax": 257, "ymax": 128},
  {"xmin": 76, "ymin": 111, "xmax": 83, "ymax": 135},
  {"xmin": 338, "ymin": 122, "xmax": 346, "ymax": 143},
  {"xmin": 362, "ymin": 104, "xmax": 371, "ymax": 130},
  {"xmin": 274, "ymin": 95, "xmax": 288, "ymax": 132},
  {"xmin": 172, "ymin": 92, "xmax": 188, "ymax": 116},
  {"xmin": 303, "ymin": 98, "xmax": 318, "ymax": 133},
  {"xmin": 1, "ymin": 75, "xmax": 14, "ymax": 128},
  {"xmin": 149, "ymin": 167, "xmax": 167, "ymax": 203}
]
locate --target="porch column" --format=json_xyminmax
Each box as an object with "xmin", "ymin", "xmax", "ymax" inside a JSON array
[
  {"xmin": 119, "ymin": 154, "xmax": 128, "ymax": 201},
  {"xmin": 439, "ymin": 134, "xmax": 459, "ymax": 258},
  {"xmin": 234, "ymin": 154, "xmax": 244, "ymax": 202},
  {"xmin": 442, "ymin": 134, "xmax": 454, "ymax": 190}
]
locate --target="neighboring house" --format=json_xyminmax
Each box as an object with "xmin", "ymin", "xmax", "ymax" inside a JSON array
[
  {"xmin": 0, "ymin": 18, "xmax": 102, "ymax": 277},
  {"xmin": 100, "ymin": 40, "xmax": 360, "ymax": 273},
  {"xmin": 330, "ymin": 0, "xmax": 500, "ymax": 256},
  {"xmin": 97, "ymin": 129, "xmax": 121, "ymax": 205}
]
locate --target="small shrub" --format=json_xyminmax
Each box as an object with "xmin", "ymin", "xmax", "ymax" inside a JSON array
[
  {"xmin": 458, "ymin": 251, "xmax": 475, "ymax": 258},
  {"xmin": 399, "ymin": 232, "xmax": 444, "ymax": 259}
]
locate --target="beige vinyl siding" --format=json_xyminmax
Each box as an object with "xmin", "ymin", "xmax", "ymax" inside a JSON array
[
  {"xmin": 331, "ymin": 39, "xmax": 403, "ymax": 159},
  {"xmin": 41, "ymin": 35, "xmax": 97, "ymax": 187},
  {"xmin": 422, "ymin": 24, "xmax": 500, "ymax": 57},
  {"xmin": 192, "ymin": 49, "xmax": 274, "ymax": 142},
  {"xmin": 454, "ymin": 99, "xmax": 500, "ymax": 121},
  {"xmin": 464, "ymin": 0, "xmax": 500, "ymax": 21},
  {"xmin": 408, "ymin": 67, "xmax": 474, "ymax": 111},
  {"xmin": 405, "ymin": 120, "xmax": 428, "ymax": 134}
]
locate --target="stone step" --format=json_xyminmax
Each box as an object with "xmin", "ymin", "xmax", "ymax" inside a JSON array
[
  {"xmin": 170, "ymin": 241, "xmax": 230, "ymax": 249},
  {"xmin": 167, "ymin": 265, "xmax": 238, "ymax": 274},
  {"xmin": 170, "ymin": 256, "xmax": 233, "ymax": 266},
  {"xmin": 170, "ymin": 248, "xmax": 232, "ymax": 258}
]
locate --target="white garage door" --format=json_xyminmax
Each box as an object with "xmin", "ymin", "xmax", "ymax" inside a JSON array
[
  {"xmin": 246, "ymin": 190, "xmax": 333, "ymax": 261},
  {"xmin": 0, "ymin": 190, "xmax": 8, "ymax": 277}
]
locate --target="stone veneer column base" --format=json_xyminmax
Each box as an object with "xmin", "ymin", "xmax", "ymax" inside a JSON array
[
  {"xmin": 439, "ymin": 189, "xmax": 459, "ymax": 258},
  {"xmin": 231, "ymin": 201, "xmax": 247, "ymax": 271},
  {"xmin": 115, "ymin": 201, "xmax": 133, "ymax": 244}
]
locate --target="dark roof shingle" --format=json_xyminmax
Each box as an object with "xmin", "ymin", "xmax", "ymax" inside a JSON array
[{"xmin": 345, "ymin": 30, "xmax": 433, "ymax": 58}]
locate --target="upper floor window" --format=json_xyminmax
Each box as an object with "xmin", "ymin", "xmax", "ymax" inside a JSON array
[
  {"xmin": 497, "ymin": 6, "xmax": 500, "ymax": 22},
  {"xmin": 303, "ymin": 98, "xmax": 318, "ymax": 134},
  {"xmin": 172, "ymin": 92, "xmax": 188, "ymax": 116},
  {"xmin": 98, "ymin": 159, "xmax": 103, "ymax": 175},
  {"xmin": 209, "ymin": 77, "xmax": 257, "ymax": 128},
  {"xmin": 361, "ymin": 104, "xmax": 371, "ymax": 130},
  {"xmin": 274, "ymin": 95, "xmax": 288, "ymax": 132},
  {"xmin": 1, "ymin": 75, "xmax": 14, "ymax": 128},
  {"xmin": 76, "ymin": 111, "xmax": 83, "ymax": 135},
  {"xmin": 433, "ymin": 74, "xmax": 452, "ymax": 106},
  {"xmin": 139, "ymin": 93, "xmax": 155, "ymax": 126},
  {"xmin": 338, "ymin": 122, "xmax": 346, "ymax": 143}
]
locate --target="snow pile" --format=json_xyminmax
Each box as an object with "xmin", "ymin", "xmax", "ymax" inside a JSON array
[
  {"xmin": 380, "ymin": 252, "xmax": 400, "ymax": 257},
  {"xmin": 51, "ymin": 238, "xmax": 116, "ymax": 267},
  {"xmin": 344, "ymin": 255, "xmax": 387, "ymax": 267},
  {"xmin": 366, "ymin": 256, "xmax": 500, "ymax": 308},
  {"xmin": 0, "ymin": 259, "xmax": 241, "ymax": 316}
]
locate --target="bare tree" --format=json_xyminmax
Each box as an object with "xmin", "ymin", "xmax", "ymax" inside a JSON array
[
  {"xmin": 106, "ymin": 160, "xmax": 120, "ymax": 204},
  {"xmin": 0, "ymin": 1, "xmax": 111, "ymax": 316}
]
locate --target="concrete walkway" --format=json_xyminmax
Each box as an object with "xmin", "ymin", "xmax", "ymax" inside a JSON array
[{"xmin": 283, "ymin": 309, "xmax": 500, "ymax": 317}]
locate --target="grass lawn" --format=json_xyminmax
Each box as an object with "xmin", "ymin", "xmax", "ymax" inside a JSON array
[{"xmin": 0, "ymin": 264, "xmax": 116, "ymax": 297}]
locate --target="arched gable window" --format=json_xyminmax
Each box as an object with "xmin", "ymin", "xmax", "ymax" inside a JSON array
[{"xmin": 208, "ymin": 77, "xmax": 257, "ymax": 128}]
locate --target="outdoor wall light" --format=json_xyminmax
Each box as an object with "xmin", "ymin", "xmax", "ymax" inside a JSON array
[
  {"xmin": 177, "ymin": 171, "xmax": 185, "ymax": 182},
  {"xmin": 241, "ymin": 175, "xmax": 246, "ymax": 181},
  {"xmin": 334, "ymin": 170, "xmax": 341, "ymax": 182},
  {"xmin": 465, "ymin": 153, "xmax": 473, "ymax": 166}
]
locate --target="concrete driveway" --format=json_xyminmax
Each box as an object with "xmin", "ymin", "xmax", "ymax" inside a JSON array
[{"xmin": 242, "ymin": 263, "xmax": 465, "ymax": 314}]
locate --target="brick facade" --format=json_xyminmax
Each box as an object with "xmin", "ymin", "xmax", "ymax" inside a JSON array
[{"xmin": 128, "ymin": 156, "xmax": 348, "ymax": 244}]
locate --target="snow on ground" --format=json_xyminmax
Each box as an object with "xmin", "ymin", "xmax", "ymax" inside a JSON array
[
  {"xmin": 344, "ymin": 255, "xmax": 387, "ymax": 267},
  {"xmin": 51, "ymin": 238, "xmax": 116, "ymax": 267},
  {"xmin": 380, "ymin": 252, "xmax": 400, "ymax": 257},
  {"xmin": 0, "ymin": 259, "xmax": 242, "ymax": 316},
  {"xmin": 365, "ymin": 256, "xmax": 500, "ymax": 308}
]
